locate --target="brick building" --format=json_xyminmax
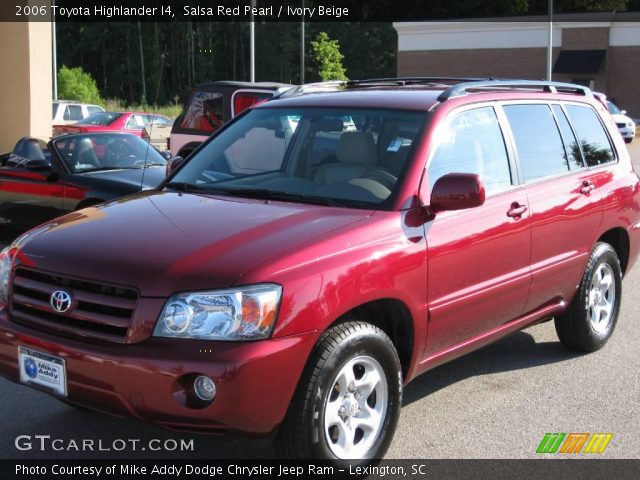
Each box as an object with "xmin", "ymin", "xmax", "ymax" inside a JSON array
[{"xmin": 393, "ymin": 13, "xmax": 640, "ymax": 117}]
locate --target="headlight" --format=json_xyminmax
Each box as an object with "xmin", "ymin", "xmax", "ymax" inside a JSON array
[
  {"xmin": 0, "ymin": 247, "xmax": 14, "ymax": 306},
  {"xmin": 153, "ymin": 284, "xmax": 282, "ymax": 341}
]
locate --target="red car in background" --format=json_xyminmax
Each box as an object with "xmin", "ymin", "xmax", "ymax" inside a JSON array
[{"xmin": 52, "ymin": 112, "xmax": 172, "ymax": 141}]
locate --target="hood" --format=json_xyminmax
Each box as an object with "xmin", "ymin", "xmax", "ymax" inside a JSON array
[
  {"xmin": 611, "ymin": 113, "xmax": 634, "ymax": 125},
  {"xmin": 16, "ymin": 191, "xmax": 372, "ymax": 296},
  {"xmin": 82, "ymin": 166, "xmax": 166, "ymax": 189}
]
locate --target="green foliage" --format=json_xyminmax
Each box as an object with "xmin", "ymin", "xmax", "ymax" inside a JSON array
[
  {"xmin": 310, "ymin": 32, "xmax": 348, "ymax": 81},
  {"xmin": 104, "ymin": 98, "xmax": 181, "ymax": 119},
  {"xmin": 57, "ymin": 65, "xmax": 104, "ymax": 106}
]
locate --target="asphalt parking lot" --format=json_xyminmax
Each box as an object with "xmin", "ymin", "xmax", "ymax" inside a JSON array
[{"xmin": 0, "ymin": 141, "xmax": 639, "ymax": 460}]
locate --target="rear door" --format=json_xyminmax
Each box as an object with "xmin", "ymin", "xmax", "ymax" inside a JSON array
[
  {"xmin": 501, "ymin": 102, "xmax": 606, "ymax": 312},
  {"xmin": 424, "ymin": 105, "xmax": 532, "ymax": 355}
]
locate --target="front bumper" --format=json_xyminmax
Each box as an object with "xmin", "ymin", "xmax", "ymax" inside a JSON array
[
  {"xmin": 619, "ymin": 126, "xmax": 635, "ymax": 140},
  {"xmin": 0, "ymin": 311, "xmax": 317, "ymax": 435}
]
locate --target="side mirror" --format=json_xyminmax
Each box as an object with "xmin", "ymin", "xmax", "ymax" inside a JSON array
[
  {"xmin": 165, "ymin": 156, "xmax": 184, "ymax": 177},
  {"xmin": 621, "ymin": 110, "xmax": 627, "ymax": 115},
  {"xmin": 429, "ymin": 173, "xmax": 485, "ymax": 212},
  {"xmin": 25, "ymin": 159, "xmax": 51, "ymax": 172}
]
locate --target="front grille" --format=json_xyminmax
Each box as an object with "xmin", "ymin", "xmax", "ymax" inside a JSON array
[
  {"xmin": 10, "ymin": 268, "xmax": 138, "ymax": 343},
  {"xmin": 616, "ymin": 122, "xmax": 627, "ymax": 128}
]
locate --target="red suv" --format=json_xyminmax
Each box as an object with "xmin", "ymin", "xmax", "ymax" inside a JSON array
[{"xmin": 1, "ymin": 79, "xmax": 639, "ymax": 461}]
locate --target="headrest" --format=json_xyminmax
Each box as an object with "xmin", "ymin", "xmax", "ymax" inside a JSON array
[{"xmin": 336, "ymin": 132, "xmax": 377, "ymax": 165}]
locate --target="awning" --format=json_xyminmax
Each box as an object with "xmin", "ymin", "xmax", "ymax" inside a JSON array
[{"xmin": 553, "ymin": 50, "xmax": 606, "ymax": 74}]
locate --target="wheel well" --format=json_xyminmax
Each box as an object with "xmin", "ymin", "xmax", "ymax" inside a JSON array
[
  {"xmin": 330, "ymin": 299, "xmax": 414, "ymax": 380},
  {"xmin": 75, "ymin": 198, "xmax": 104, "ymax": 211},
  {"xmin": 598, "ymin": 228, "xmax": 630, "ymax": 275}
]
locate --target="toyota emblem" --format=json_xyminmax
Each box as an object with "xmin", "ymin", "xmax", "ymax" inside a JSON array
[{"xmin": 50, "ymin": 290, "xmax": 73, "ymax": 314}]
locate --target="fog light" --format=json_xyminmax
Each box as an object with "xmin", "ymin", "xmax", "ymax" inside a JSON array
[{"xmin": 193, "ymin": 375, "xmax": 216, "ymax": 401}]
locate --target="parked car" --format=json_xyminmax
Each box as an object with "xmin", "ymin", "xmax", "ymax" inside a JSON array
[
  {"xmin": 0, "ymin": 132, "xmax": 167, "ymax": 230},
  {"xmin": 168, "ymin": 81, "xmax": 293, "ymax": 158},
  {"xmin": 592, "ymin": 93, "xmax": 635, "ymax": 144},
  {"xmin": 53, "ymin": 112, "xmax": 173, "ymax": 150},
  {"xmin": 1, "ymin": 79, "xmax": 638, "ymax": 462},
  {"xmin": 52, "ymin": 100, "xmax": 105, "ymax": 126},
  {"xmin": 607, "ymin": 100, "xmax": 635, "ymax": 143}
]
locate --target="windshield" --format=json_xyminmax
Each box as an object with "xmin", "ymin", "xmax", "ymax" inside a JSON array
[
  {"xmin": 52, "ymin": 133, "xmax": 167, "ymax": 173},
  {"xmin": 170, "ymin": 107, "xmax": 426, "ymax": 209},
  {"xmin": 79, "ymin": 112, "xmax": 122, "ymax": 126},
  {"xmin": 607, "ymin": 101, "xmax": 622, "ymax": 115}
]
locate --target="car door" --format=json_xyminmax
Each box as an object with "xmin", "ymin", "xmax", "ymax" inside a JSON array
[
  {"xmin": 0, "ymin": 150, "xmax": 65, "ymax": 229},
  {"xmin": 501, "ymin": 103, "xmax": 605, "ymax": 313},
  {"xmin": 423, "ymin": 105, "xmax": 532, "ymax": 356}
]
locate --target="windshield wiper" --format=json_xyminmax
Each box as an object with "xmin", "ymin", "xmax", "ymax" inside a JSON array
[
  {"xmin": 213, "ymin": 188, "xmax": 347, "ymax": 207},
  {"xmin": 164, "ymin": 181, "xmax": 208, "ymax": 193}
]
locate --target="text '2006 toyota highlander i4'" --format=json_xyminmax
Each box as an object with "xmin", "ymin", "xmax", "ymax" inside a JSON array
[{"xmin": 0, "ymin": 79, "xmax": 639, "ymax": 462}]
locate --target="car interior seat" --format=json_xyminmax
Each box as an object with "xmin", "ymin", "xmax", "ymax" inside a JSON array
[
  {"xmin": 75, "ymin": 138, "xmax": 101, "ymax": 169},
  {"xmin": 313, "ymin": 131, "xmax": 378, "ymax": 185}
]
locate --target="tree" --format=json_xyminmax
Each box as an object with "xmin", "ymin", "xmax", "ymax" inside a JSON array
[
  {"xmin": 311, "ymin": 32, "xmax": 348, "ymax": 81},
  {"xmin": 57, "ymin": 65, "xmax": 104, "ymax": 105}
]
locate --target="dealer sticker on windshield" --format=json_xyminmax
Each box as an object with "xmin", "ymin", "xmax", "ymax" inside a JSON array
[{"xmin": 18, "ymin": 347, "xmax": 67, "ymax": 396}]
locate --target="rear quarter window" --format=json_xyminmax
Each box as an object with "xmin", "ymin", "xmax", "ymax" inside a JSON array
[{"xmin": 564, "ymin": 104, "xmax": 615, "ymax": 167}]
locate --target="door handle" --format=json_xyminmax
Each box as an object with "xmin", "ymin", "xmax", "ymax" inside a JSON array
[
  {"xmin": 580, "ymin": 180, "xmax": 595, "ymax": 195},
  {"xmin": 507, "ymin": 202, "xmax": 528, "ymax": 218}
]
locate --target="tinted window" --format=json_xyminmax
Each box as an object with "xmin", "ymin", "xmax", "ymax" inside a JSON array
[
  {"xmin": 551, "ymin": 105, "xmax": 584, "ymax": 170},
  {"xmin": 87, "ymin": 105, "xmax": 103, "ymax": 114},
  {"xmin": 428, "ymin": 107, "xmax": 511, "ymax": 195},
  {"xmin": 504, "ymin": 104, "xmax": 568, "ymax": 182},
  {"xmin": 63, "ymin": 105, "xmax": 84, "ymax": 121},
  {"xmin": 180, "ymin": 92, "xmax": 224, "ymax": 132},
  {"xmin": 565, "ymin": 105, "xmax": 615, "ymax": 167},
  {"xmin": 52, "ymin": 102, "xmax": 59, "ymax": 120}
]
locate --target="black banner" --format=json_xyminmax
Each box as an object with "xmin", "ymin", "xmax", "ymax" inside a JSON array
[
  {"xmin": 2, "ymin": 0, "xmax": 640, "ymax": 23},
  {"xmin": 2, "ymin": 459, "xmax": 640, "ymax": 480}
]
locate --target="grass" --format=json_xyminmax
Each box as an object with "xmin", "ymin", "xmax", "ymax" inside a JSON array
[{"xmin": 104, "ymin": 99, "xmax": 182, "ymax": 119}]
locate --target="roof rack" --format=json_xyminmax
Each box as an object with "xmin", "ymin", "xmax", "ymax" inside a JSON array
[
  {"xmin": 437, "ymin": 80, "xmax": 593, "ymax": 101},
  {"xmin": 345, "ymin": 77, "xmax": 490, "ymax": 87},
  {"xmin": 274, "ymin": 80, "xmax": 346, "ymax": 99}
]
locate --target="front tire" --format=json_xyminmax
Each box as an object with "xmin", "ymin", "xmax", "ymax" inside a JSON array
[
  {"xmin": 554, "ymin": 242, "xmax": 622, "ymax": 352},
  {"xmin": 277, "ymin": 321, "xmax": 402, "ymax": 462}
]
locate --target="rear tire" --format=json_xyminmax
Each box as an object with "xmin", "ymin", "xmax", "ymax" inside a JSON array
[
  {"xmin": 554, "ymin": 242, "xmax": 622, "ymax": 352},
  {"xmin": 276, "ymin": 321, "xmax": 402, "ymax": 462}
]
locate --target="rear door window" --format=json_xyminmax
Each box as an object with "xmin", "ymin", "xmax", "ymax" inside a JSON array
[
  {"xmin": 564, "ymin": 104, "xmax": 615, "ymax": 167},
  {"xmin": 64, "ymin": 105, "xmax": 84, "ymax": 121},
  {"xmin": 428, "ymin": 106, "xmax": 512, "ymax": 195},
  {"xmin": 180, "ymin": 92, "xmax": 224, "ymax": 132},
  {"xmin": 232, "ymin": 91, "xmax": 273, "ymax": 116},
  {"xmin": 503, "ymin": 104, "xmax": 569, "ymax": 182}
]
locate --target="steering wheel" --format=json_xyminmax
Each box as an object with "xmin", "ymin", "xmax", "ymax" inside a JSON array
[
  {"xmin": 361, "ymin": 168, "xmax": 398, "ymax": 190},
  {"xmin": 104, "ymin": 139, "xmax": 134, "ymax": 167}
]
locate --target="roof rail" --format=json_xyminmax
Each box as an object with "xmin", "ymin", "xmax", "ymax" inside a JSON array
[
  {"xmin": 345, "ymin": 77, "xmax": 490, "ymax": 87},
  {"xmin": 274, "ymin": 81, "xmax": 346, "ymax": 100},
  {"xmin": 437, "ymin": 80, "xmax": 593, "ymax": 101}
]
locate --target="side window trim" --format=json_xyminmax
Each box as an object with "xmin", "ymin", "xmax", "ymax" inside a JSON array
[
  {"xmin": 494, "ymin": 104, "xmax": 523, "ymax": 186},
  {"xmin": 549, "ymin": 102, "xmax": 587, "ymax": 170}
]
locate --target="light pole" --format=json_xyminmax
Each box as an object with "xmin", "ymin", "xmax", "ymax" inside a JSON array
[
  {"xmin": 250, "ymin": 0, "xmax": 256, "ymax": 82},
  {"xmin": 547, "ymin": 0, "xmax": 553, "ymax": 81},
  {"xmin": 300, "ymin": 0, "xmax": 305, "ymax": 84},
  {"xmin": 52, "ymin": 0, "xmax": 57, "ymax": 99}
]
